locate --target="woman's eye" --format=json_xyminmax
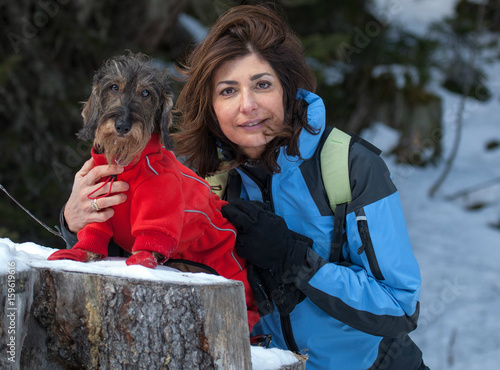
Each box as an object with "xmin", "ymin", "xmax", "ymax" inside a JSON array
[
  {"xmin": 256, "ymin": 81, "xmax": 270, "ymax": 89},
  {"xmin": 110, "ymin": 84, "xmax": 119, "ymax": 92},
  {"xmin": 221, "ymin": 87, "xmax": 235, "ymax": 96},
  {"xmin": 141, "ymin": 89, "xmax": 150, "ymax": 98}
]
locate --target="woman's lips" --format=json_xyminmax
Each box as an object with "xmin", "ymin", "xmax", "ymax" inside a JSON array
[{"xmin": 240, "ymin": 119, "xmax": 266, "ymax": 129}]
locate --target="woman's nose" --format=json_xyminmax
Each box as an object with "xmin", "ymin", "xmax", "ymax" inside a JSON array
[{"xmin": 239, "ymin": 90, "xmax": 258, "ymax": 113}]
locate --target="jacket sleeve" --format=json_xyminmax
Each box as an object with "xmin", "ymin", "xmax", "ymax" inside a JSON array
[
  {"xmin": 74, "ymin": 222, "xmax": 113, "ymax": 257},
  {"xmin": 59, "ymin": 204, "xmax": 78, "ymax": 249},
  {"xmin": 291, "ymin": 143, "xmax": 421, "ymax": 338}
]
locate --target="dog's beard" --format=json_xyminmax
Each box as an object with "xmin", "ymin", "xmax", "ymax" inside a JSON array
[{"xmin": 94, "ymin": 119, "xmax": 151, "ymax": 166}]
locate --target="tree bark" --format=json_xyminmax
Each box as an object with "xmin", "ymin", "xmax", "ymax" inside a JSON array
[{"xmin": 1, "ymin": 267, "xmax": 252, "ymax": 369}]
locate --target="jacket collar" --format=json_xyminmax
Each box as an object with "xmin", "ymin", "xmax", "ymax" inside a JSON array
[
  {"xmin": 277, "ymin": 89, "xmax": 326, "ymax": 171},
  {"xmin": 91, "ymin": 133, "xmax": 162, "ymax": 170}
]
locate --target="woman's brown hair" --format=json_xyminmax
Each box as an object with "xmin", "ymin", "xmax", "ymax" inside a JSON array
[{"xmin": 172, "ymin": 4, "xmax": 317, "ymax": 178}]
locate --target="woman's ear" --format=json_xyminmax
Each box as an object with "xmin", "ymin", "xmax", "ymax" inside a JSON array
[{"xmin": 77, "ymin": 87, "xmax": 100, "ymax": 142}]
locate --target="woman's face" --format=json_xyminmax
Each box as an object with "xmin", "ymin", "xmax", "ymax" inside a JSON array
[{"xmin": 212, "ymin": 53, "xmax": 284, "ymax": 159}]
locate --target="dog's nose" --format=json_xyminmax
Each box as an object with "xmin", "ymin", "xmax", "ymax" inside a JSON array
[{"xmin": 115, "ymin": 120, "xmax": 131, "ymax": 135}]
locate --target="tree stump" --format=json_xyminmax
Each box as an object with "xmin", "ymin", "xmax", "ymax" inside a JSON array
[{"xmin": 1, "ymin": 266, "xmax": 251, "ymax": 369}]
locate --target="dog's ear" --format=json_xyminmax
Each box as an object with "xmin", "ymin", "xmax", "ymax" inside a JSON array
[
  {"xmin": 159, "ymin": 75, "xmax": 174, "ymax": 150},
  {"xmin": 77, "ymin": 86, "xmax": 100, "ymax": 142}
]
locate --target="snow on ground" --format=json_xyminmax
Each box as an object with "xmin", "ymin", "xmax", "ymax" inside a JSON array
[
  {"xmin": 396, "ymin": 83, "xmax": 500, "ymax": 369},
  {"xmin": 365, "ymin": 89, "xmax": 500, "ymax": 369},
  {"xmin": 367, "ymin": 2, "xmax": 500, "ymax": 369}
]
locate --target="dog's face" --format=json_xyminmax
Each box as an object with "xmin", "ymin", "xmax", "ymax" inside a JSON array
[{"xmin": 78, "ymin": 53, "xmax": 173, "ymax": 165}]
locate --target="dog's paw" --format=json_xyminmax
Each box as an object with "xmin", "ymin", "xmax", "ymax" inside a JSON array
[
  {"xmin": 126, "ymin": 251, "xmax": 159, "ymax": 269},
  {"xmin": 86, "ymin": 251, "xmax": 104, "ymax": 262},
  {"xmin": 47, "ymin": 248, "xmax": 90, "ymax": 262},
  {"xmin": 152, "ymin": 252, "xmax": 167, "ymax": 264}
]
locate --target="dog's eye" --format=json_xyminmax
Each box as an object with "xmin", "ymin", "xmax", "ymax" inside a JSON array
[
  {"xmin": 141, "ymin": 90, "xmax": 150, "ymax": 98},
  {"xmin": 110, "ymin": 84, "xmax": 119, "ymax": 92}
]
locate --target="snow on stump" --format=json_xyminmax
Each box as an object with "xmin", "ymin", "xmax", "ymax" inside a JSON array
[{"xmin": 1, "ymin": 241, "xmax": 306, "ymax": 370}]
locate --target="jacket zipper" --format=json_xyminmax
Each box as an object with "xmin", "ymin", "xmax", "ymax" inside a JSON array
[
  {"xmin": 261, "ymin": 176, "xmax": 299, "ymax": 353},
  {"xmin": 263, "ymin": 175, "xmax": 274, "ymax": 210},
  {"xmin": 255, "ymin": 280, "xmax": 274, "ymax": 316},
  {"xmin": 237, "ymin": 166, "xmax": 274, "ymax": 211},
  {"xmin": 356, "ymin": 218, "xmax": 385, "ymax": 281},
  {"xmin": 239, "ymin": 165, "xmax": 301, "ymax": 351}
]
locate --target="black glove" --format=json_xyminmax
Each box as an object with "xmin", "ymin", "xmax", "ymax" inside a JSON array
[
  {"xmin": 247, "ymin": 263, "xmax": 306, "ymax": 317},
  {"xmin": 221, "ymin": 198, "xmax": 312, "ymax": 277}
]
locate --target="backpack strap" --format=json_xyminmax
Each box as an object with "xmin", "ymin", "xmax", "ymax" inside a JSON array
[
  {"xmin": 320, "ymin": 127, "xmax": 353, "ymax": 209},
  {"xmin": 331, "ymin": 203, "xmax": 348, "ymax": 263},
  {"xmin": 320, "ymin": 127, "xmax": 382, "ymax": 262},
  {"xmin": 320, "ymin": 127, "xmax": 352, "ymax": 263}
]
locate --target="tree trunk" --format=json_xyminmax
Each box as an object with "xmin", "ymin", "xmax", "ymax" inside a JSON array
[{"xmin": 1, "ymin": 266, "xmax": 252, "ymax": 369}]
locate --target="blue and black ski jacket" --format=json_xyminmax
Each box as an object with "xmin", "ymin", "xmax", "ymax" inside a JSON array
[{"xmin": 226, "ymin": 90, "xmax": 424, "ymax": 369}]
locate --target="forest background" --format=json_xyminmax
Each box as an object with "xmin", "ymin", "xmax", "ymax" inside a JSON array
[{"xmin": 1, "ymin": 0, "xmax": 498, "ymax": 247}]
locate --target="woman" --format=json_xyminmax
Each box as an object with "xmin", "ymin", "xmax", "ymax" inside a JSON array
[
  {"xmin": 62, "ymin": 5, "xmax": 427, "ymax": 369},
  {"xmin": 172, "ymin": 5, "xmax": 427, "ymax": 370}
]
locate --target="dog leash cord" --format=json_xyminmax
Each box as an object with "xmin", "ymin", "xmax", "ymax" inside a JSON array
[{"xmin": 0, "ymin": 183, "xmax": 65, "ymax": 240}]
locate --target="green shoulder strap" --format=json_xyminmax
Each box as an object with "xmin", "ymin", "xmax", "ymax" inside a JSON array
[
  {"xmin": 321, "ymin": 127, "xmax": 352, "ymax": 263},
  {"xmin": 206, "ymin": 171, "xmax": 229, "ymax": 199},
  {"xmin": 320, "ymin": 127, "xmax": 352, "ymax": 210}
]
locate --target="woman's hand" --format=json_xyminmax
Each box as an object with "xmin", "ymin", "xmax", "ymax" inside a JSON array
[
  {"xmin": 64, "ymin": 158, "xmax": 129, "ymax": 233},
  {"xmin": 221, "ymin": 199, "xmax": 311, "ymax": 272}
]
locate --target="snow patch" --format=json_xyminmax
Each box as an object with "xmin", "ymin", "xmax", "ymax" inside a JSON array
[{"xmin": 0, "ymin": 238, "xmax": 230, "ymax": 285}]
